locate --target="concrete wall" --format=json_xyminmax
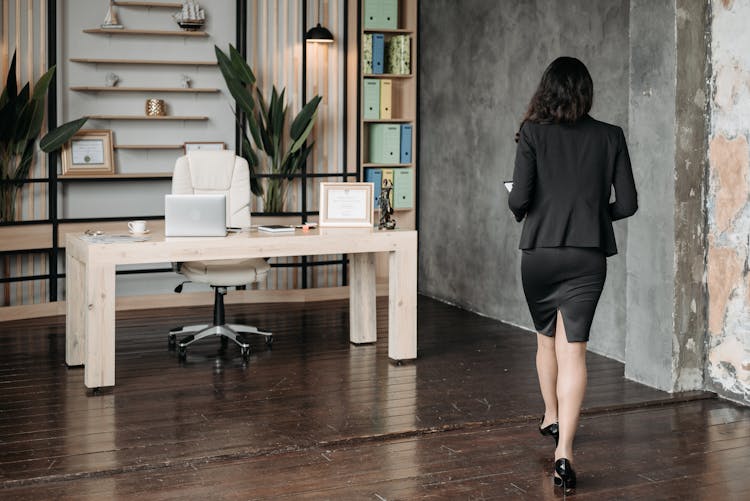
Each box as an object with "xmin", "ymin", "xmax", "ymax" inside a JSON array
[
  {"xmin": 707, "ymin": 0, "xmax": 750, "ymax": 404},
  {"xmin": 418, "ymin": 0, "xmax": 631, "ymax": 360}
]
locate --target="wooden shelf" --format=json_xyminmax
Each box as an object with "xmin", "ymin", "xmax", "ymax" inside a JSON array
[
  {"xmin": 71, "ymin": 86, "xmax": 219, "ymax": 93},
  {"xmin": 114, "ymin": 1, "xmax": 182, "ymax": 7},
  {"xmin": 83, "ymin": 28, "xmax": 208, "ymax": 37},
  {"xmin": 363, "ymin": 163, "xmax": 412, "ymax": 168},
  {"xmin": 362, "ymin": 73, "xmax": 413, "ymax": 79},
  {"xmin": 70, "ymin": 58, "xmax": 217, "ymax": 66},
  {"xmin": 58, "ymin": 173, "xmax": 172, "ymax": 180},
  {"xmin": 114, "ymin": 144, "xmax": 183, "ymax": 150},
  {"xmin": 363, "ymin": 28, "xmax": 413, "ymax": 34},
  {"xmin": 86, "ymin": 115, "xmax": 209, "ymax": 121},
  {"xmin": 363, "ymin": 118, "xmax": 414, "ymax": 123}
]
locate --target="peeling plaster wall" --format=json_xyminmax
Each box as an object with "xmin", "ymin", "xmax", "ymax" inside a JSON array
[{"xmin": 707, "ymin": 0, "xmax": 750, "ymax": 404}]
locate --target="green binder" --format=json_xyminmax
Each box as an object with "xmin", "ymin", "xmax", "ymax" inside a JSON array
[
  {"xmin": 363, "ymin": 79, "xmax": 380, "ymax": 120},
  {"xmin": 393, "ymin": 168, "xmax": 413, "ymax": 209},
  {"xmin": 369, "ymin": 123, "xmax": 401, "ymax": 164},
  {"xmin": 362, "ymin": 34, "xmax": 373, "ymax": 74},
  {"xmin": 364, "ymin": 0, "xmax": 398, "ymax": 30}
]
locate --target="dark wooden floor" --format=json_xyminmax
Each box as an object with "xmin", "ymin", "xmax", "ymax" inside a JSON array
[{"xmin": 0, "ymin": 296, "xmax": 748, "ymax": 500}]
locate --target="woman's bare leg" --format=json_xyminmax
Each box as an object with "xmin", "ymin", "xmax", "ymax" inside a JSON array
[
  {"xmin": 554, "ymin": 310, "xmax": 588, "ymax": 462},
  {"xmin": 536, "ymin": 332, "xmax": 558, "ymax": 427}
]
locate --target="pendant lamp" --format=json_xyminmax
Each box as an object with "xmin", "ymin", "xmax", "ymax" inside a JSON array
[{"xmin": 305, "ymin": 1, "xmax": 334, "ymax": 43}]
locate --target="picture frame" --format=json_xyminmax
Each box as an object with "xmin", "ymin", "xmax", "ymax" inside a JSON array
[
  {"xmin": 61, "ymin": 129, "xmax": 115, "ymax": 176},
  {"xmin": 319, "ymin": 182, "xmax": 374, "ymax": 227},
  {"xmin": 183, "ymin": 141, "xmax": 226, "ymax": 154}
]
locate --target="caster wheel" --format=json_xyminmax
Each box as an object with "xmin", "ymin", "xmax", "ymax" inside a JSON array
[
  {"xmin": 240, "ymin": 346, "xmax": 250, "ymax": 361},
  {"xmin": 178, "ymin": 346, "xmax": 187, "ymax": 360},
  {"xmin": 265, "ymin": 335, "xmax": 274, "ymax": 347},
  {"xmin": 168, "ymin": 335, "xmax": 176, "ymax": 350}
]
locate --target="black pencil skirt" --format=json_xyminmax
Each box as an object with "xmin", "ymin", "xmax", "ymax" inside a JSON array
[{"xmin": 521, "ymin": 247, "xmax": 606, "ymax": 343}]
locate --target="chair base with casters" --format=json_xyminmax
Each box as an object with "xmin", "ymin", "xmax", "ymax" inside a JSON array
[{"xmin": 168, "ymin": 258, "xmax": 272, "ymax": 361}]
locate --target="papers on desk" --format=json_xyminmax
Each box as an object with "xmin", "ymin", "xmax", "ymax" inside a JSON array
[{"xmin": 81, "ymin": 234, "xmax": 151, "ymax": 244}]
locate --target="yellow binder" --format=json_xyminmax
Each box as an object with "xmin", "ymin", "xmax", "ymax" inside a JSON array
[{"xmin": 380, "ymin": 79, "xmax": 392, "ymax": 119}]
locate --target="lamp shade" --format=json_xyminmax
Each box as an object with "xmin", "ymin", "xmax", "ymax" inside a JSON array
[{"xmin": 305, "ymin": 23, "xmax": 334, "ymax": 43}]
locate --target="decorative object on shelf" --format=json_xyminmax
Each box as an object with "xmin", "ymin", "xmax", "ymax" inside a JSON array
[
  {"xmin": 183, "ymin": 141, "xmax": 225, "ymax": 153},
  {"xmin": 0, "ymin": 51, "xmax": 87, "ymax": 222},
  {"xmin": 145, "ymin": 98, "xmax": 167, "ymax": 116},
  {"xmin": 319, "ymin": 182, "xmax": 374, "ymax": 228},
  {"xmin": 180, "ymin": 74, "xmax": 192, "ymax": 88},
  {"xmin": 102, "ymin": 0, "xmax": 124, "ymax": 29},
  {"xmin": 387, "ymin": 35, "xmax": 410, "ymax": 75},
  {"xmin": 378, "ymin": 178, "xmax": 396, "ymax": 230},
  {"xmin": 105, "ymin": 72, "xmax": 120, "ymax": 87},
  {"xmin": 173, "ymin": 1, "xmax": 205, "ymax": 31},
  {"xmin": 215, "ymin": 44, "xmax": 321, "ymax": 213},
  {"xmin": 61, "ymin": 129, "xmax": 115, "ymax": 176}
]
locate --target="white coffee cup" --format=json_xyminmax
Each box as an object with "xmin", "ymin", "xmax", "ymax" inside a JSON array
[{"xmin": 128, "ymin": 220, "xmax": 148, "ymax": 233}]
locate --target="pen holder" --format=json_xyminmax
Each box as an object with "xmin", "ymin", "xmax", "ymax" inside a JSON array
[{"xmin": 145, "ymin": 98, "xmax": 166, "ymax": 117}]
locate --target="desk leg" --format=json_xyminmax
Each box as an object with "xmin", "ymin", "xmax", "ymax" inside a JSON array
[
  {"xmin": 66, "ymin": 253, "xmax": 85, "ymax": 366},
  {"xmin": 388, "ymin": 241, "xmax": 417, "ymax": 361},
  {"xmin": 349, "ymin": 252, "xmax": 377, "ymax": 344},
  {"xmin": 84, "ymin": 262, "xmax": 117, "ymax": 389}
]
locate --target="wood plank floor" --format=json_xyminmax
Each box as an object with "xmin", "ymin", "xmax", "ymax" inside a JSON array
[{"xmin": 0, "ymin": 295, "xmax": 747, "ymax": 499}]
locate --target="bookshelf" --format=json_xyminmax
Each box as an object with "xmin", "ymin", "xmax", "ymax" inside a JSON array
[{"xmin": 349, "ymin": 0, "xmax": 417, "ymax": 231}]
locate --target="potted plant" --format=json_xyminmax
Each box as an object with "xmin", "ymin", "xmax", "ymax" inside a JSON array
[
  {"xmin": 215, "ymin": 44, "xmax": 322, "ymax": 213},
  {"xmin": 0, "ymin": 51, "xmax": 87, "ymax": 223}
]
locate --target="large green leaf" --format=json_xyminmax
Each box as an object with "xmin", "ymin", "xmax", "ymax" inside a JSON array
[
  {"xmin": 14, "ymin": 100, "xmax": 37, "ymax": 143},
  {"xmin": 229, "ymin": 44, "xmax": 255, "ymax": 85},
  {"xmin": 290, "ymin": 96, "xmax": 322, "ymax": 140},
  {"xmin": 241, "ymin": 135, "xmax": 263, "ymax": 197},
  {"xmin": 245, "ymin": 111, "xmax": 264, "ymax": 151},
  {"xmin": 4, "ymin": 51, "xmax": 18, "ymax": 101},
  {"xmin": 13, "ymin": 140, "xmax": 36, "ymax": 187},
  {"xmin": 215, "ymin": 45, "xmax": 238, "ymax": 91},
  {"xmin": 226, "ymin": 76, "xmax": 255, "ymax": 116},
  {"xmin": 288, "ymin": 107, "xmax": 320, "ymax": 154},
  {"xmin": 32, "ymin": 66, "xmax": 55, "ymax": 101},
  {"xmin": 0, "ymin": 99, "xmax": 15, "ymax": 142},
  {"xmin": 39, "ymin": 117, "xmax": 88, "ymax": 152}
]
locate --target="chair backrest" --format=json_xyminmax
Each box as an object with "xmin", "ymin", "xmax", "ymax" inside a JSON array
[{"xmin": 172, "ymin": 151, "xmax": 251, "ymax": 228}]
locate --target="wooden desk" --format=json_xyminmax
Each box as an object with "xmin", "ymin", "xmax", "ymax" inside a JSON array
[{"xmin": 65, "ymin": 228, "xmax": 417, "ymax": 389}]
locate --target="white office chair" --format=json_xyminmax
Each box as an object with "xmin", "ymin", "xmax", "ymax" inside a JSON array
[{"xmin": 168, "ymin": 150, "xmax": 272, "ymax": 361}]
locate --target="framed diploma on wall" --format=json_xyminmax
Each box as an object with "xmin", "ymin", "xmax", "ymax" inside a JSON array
[
  {"xmin": 61, "ymin": 130, "xmax": 115, "ymax": 176},
  {"xmin": 319, "ymin": 182, "xmax": 374, "ymax": 227}
]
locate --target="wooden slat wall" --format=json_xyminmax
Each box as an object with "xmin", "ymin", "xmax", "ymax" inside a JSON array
[
  {"xmin": 247, "ymin": 0, "xmax": 347, "ymax": 289},
  {"xmin": 1, "ymin": 0, "xmax": 48, "ymax": 306}
]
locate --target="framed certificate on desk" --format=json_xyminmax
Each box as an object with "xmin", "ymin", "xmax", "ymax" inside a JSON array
[{"xmin": 319, "ymin": 182, "xmax": 374, "ymax": 227}]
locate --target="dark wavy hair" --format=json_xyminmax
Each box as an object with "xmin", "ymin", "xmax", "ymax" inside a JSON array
[{"xmin": 515, "ymin": 57, "xmax": 593, "ymax": 142}]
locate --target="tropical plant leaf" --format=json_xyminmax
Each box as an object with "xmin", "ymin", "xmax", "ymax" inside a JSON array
[
  {"xmin": 290, "ymin": 96, "xmax": 322, "ymax": 140},
  {"xmin": 32, "ymin": 66, "xmax": 55, "ymax": 101},
  {"xmin": 39, "ymin": 117, "xmax": 88, "ymax": 152},
  {"xmin": 13, "ymin": 140, "xmax": 36, "ymax": 187},
  {"xmin": 13, "ymin": 101, "xmax": 36, "ymax": 143},
  {"xmin": 27, "ymin": 98, "xmax": 47, "ymax": 143},
  {"xmin": 215, "ymin": 45, "xmax": 239, "ymax": 90},
  {"xmin": 5, "ymin": 51, "xmax": 18, "ymax": 101},
  {"xmin": 229, "ymin": 44, "xmax": 255, "ymax": 85},
  {"xmin": 242, "ymin": 135, "xmax": 263, "ymax": 197},
  {"xmin": 226, "ymin": 77, "xmax": 255, "ymax": 116},
  {"xmin": 288, "ymin": 107, "xmax": 319, "ymax": 154},
  {"xmin": 245, "ymin": 111, "xmax": 264, "ymax": 151},
  {"xmin": 0, "ymin": 99, "xmax": 15, "ymax": 142}
]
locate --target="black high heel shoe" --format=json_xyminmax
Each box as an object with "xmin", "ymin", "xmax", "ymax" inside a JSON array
[
  {"xmin": 553, "ymin": 458, "xmax": 576, "ymax": 491},
  {"xmin": 538, "ymin": 416, "xmax": 559, "ymax": 446}
]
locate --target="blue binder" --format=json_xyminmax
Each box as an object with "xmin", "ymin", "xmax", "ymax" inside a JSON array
[
  {"xmin": 372, "ymin": 34, "xmax": 385, "ymax": 74},
  {"xmin": 400, "ymin": 124, "xmax": 413, "ymax": 164},
  {"xmin": 364, "ymin": 168, "xmax": 382, "ymax": 208}
]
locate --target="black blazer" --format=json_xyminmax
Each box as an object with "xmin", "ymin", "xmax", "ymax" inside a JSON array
[{"xmin": 508, "ymin": 115, "xmax": 637, "ymax": 257}]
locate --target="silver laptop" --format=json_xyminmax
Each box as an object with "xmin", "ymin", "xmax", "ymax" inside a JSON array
[{"xmin": 165, "ymin": 194, "xmax": 227, "ymax": 237}]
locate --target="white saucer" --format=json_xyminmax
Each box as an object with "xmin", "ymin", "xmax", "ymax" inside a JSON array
[{"xmin": 129, "ymin": 229, "xmax": 150, "ymax": 235}]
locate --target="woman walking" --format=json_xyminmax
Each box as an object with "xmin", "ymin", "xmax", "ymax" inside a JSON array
[{"xmin": 508, "ymin": 57, "xmax": 638, "ymax": 491}]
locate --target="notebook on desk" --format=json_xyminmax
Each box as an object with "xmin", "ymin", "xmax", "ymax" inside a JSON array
[{"xmin": 164, "ymin": 194, "xmax": 227, "ymax": 237}]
